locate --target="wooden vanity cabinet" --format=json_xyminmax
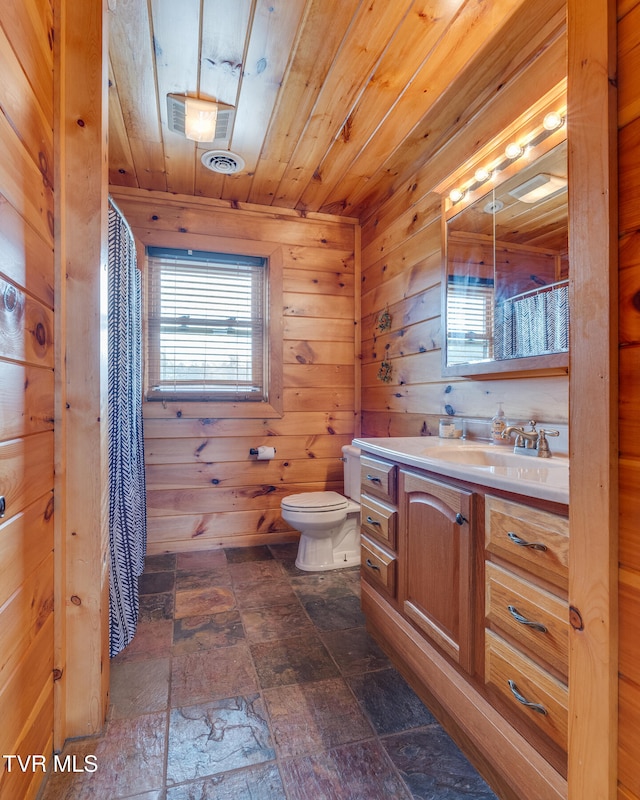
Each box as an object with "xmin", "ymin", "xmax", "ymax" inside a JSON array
[
  {"xmin": 399, "ymin": 470, "xmax": 475, "ymax": 673},
  {"xmin": 360, "ymin": 455, "xmax": 398, "ymax": 599},
  {"xmin": 359, "ymin": 453, "xmax": 570, "ymax": 800},
  {"xmin": 483, "ymin": 496, "xmax": 569, "ymax": 757}
]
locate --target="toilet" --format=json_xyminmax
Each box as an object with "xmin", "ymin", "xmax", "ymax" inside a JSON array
[{"xmin": 280, "ymin": 445, "xmax": 361, "ymax": 571}]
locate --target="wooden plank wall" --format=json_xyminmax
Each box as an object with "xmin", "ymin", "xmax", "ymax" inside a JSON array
[
  {"xmin": 618, "ymin": 1, "xmax": 640, "ymax": 797},
  {"xmin": 359, "ymin": 22, "xmax": 569, "ymax": 440},
  {"xmin": 0, "ymin": 1, "xmax": 56, "ymax": 798},
  {"xmin": 111, "ymin": 188, "xmax": 359, "ymax": 555}
]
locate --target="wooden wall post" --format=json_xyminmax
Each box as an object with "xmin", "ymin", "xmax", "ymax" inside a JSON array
[
  {"xmin": 54, "ymin": 0, "xmax": 110, "ymax": 740},
  {"xmin": 567, "ymin": 0, "xmax": 618, "ymax": 796}
]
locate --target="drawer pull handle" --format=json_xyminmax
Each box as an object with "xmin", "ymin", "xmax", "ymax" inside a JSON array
[
  {"xmin": 508, "ymin": 680, "xmax": 547, "ymax": 715},
  {"xmin": 365, "ymin": 558, "xmax": 381, "ymax": 572},
  {"xmin": 365, "ymin": 474, "xmax": 382, "ymax": 484},
  {"xmin": 366, "ymin": 515, "xmax": 381, "ymax": 527},
  {"xmin": 507, "ymin": 605, "xmax": 548, "ymax": 633},
  {"xmin": 507, "ymin": 532, "xmax": 547, "ymax": 551}
]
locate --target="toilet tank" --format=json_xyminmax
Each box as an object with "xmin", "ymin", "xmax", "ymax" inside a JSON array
[{"xmin": 341, "ymin": 445, "xmax": 361, "ymax": 501}]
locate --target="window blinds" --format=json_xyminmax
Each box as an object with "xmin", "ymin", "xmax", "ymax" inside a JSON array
[
  {"xmin": 446, "ymin": 276, "xmax": 494, "ymax": 364},
  {"xmin": 146, "ymin": 248, "xmax": 268, "ymax": 401}
]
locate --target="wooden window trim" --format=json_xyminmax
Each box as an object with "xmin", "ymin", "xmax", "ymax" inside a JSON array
[{"xmin": 142, "ymin": 244, "xmax": 283, "ymax": 419}]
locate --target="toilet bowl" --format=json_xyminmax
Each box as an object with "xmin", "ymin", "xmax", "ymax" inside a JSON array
[{"xmin": 280, "ymin": 445, "xmax": 361, "ymax": 571}]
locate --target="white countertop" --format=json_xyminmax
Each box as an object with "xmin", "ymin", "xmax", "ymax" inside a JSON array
[{"xmin": 353, "ymin": 436, "xmax": 569, "ymax": 505}]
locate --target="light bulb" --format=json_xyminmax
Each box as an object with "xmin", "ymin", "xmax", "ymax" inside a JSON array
[
  {"xmin": 505, "ymin": 142, "xmax": 523, "ymax": 160},
  {"xmin": 543, "ymin": 111, "xmax": 564, "ymax": 131},
  {"xmin": 474, "ymin": 167, "xmax": 491, "ymax": 183},
  {"xmin": 449, "ymin": 188, "xmax": 464, "ymax": 203}
]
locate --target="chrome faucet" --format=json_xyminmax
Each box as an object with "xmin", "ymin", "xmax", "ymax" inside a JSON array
[{"xmin": 501, "ymin": 420, "xmax": 559, "ymax": 458}]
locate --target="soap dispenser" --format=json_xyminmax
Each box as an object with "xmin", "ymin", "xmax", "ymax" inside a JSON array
[{"xmin": 491, "ymin": 403, "xmax": 506, "ymax": 443}]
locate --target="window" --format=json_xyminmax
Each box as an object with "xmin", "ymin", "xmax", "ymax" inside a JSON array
[
  {"xmin": 146, "ymin": 247, "xmax": 269, "ymax": 401},
  {"xmin": 446, "ymin": 275, "xmax": 494, "ymax": 364}
]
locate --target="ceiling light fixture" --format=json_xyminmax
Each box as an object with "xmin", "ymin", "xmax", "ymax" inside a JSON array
[
  {"xmin": 184, "ymin": 97, "xmax": 219, "ymax": 142},
  {"xmin": 509, "ymin": 173, "xmax": 567, "ymax": 203},
  {"xmin": 166, "ymin": 94, "xmax": 236, "ymax": 144},
  {"xmin": 442, "ymin": 105, "xmax": 566, "ymax": 211}
]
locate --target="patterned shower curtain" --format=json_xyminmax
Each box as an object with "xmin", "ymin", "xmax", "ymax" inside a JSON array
[{"xmin": 108, "ymin": 199, "xmax": 147, "ymax": 657}]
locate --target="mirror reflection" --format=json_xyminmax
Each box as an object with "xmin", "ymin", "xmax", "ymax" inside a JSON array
[{"xmin": 444, "ymin": 140, "xmax": 568, "ymax": 371}]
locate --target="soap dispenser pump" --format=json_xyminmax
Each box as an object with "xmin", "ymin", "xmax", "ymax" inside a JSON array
[{"xmin": 491, "ymin": 403, "xmax": 506, "ymax": 443}]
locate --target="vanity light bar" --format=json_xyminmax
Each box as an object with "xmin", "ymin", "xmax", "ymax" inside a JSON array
[{"xmin": 447, "ymin": 109, "xmax": 566, "ymax": 206}]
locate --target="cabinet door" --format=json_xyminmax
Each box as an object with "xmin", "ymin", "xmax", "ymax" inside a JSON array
[{"xmin": 400, "ymin": 470, "xmax": 475, "ymax": 672}]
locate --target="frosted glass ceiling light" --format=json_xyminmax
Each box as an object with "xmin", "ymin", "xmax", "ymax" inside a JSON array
[
  {"xmin": 184, "ymin": 97, "xmax": 219, "ymax": 142},
  {"xmin": 543, "ymin": 111, "xmax": 564, "ymax": 131},
  {"xmin": 505, "ymin": 142, "xmax": 524, "ymax": 160}
]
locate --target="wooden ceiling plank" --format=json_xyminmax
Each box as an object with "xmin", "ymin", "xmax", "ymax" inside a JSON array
[
  {"xmin": 127, "ymin": 138, "xmax": 167, "ymax": 192},
  {"xmin": 247, "ymin": 0, "xmax": 362, "ymax": 206},
  {"xmin": 194, "ymin": 0, "xmax": 252, "ymax": 198},
  {"xmin": 150, "ymin": 0, "xmax": 201, "ymax": 195},
  {"xmin": 270, "ymin": 0, "xmax": 416, "ymax": 211},
  {"xmin": 321, "ymin": 0, "xmax": 544, "ymax": 215},
  {"xmin": 108, "ymin": 58, "xmax": 138, "ymax": 188},
  {"xmin": 223, "ymin": 0, "xmax": 308, "ymax": 201},
  {"xmin": 342, "ymin": 0, "xmax": 565, "ymax": 219},
  {"xmin": 109, "ymin": 0, "xmax": 162, "ymax": 143},
  {"xmin": 296, "ymin": 0, "xmax": 467, "ymax": 214},
  {"xmin": 109, "ymin": 0, "xmax": 167, "ymax": 192},
  {"xmin": 199, "ymin": 0, "xmax": 252, "ymax": 106}
]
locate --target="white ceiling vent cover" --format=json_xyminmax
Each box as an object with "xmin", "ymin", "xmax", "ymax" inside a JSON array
[
  {"xmin": 166, "ymin": 94, "xmax": 235, "ymax": 143},
  {"xmin": 201, "ymin": 150, "xmax": 245, "ymax": 174}
]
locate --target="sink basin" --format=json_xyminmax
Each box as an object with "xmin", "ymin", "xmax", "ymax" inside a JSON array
[
  {"xmin": 352, "ymin": 436, "xmax": 569, "ymax": 504},
  {"xmin": 432, "ymin": 446, "xmax": 566, "ymax": 470}
]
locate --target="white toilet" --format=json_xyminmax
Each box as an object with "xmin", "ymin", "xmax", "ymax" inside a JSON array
[{"xmin": 280, "ymin": 444, "xmax": 361, "ymax": 571}]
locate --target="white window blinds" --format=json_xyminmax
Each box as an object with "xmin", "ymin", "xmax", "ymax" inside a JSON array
[
  {"xmin": 147, "ymin": 248, "xmax": 268, "ymax": 401},
  {"xmin": 446, "ymin": 276, "xmax": 494, "ymax": 364}
]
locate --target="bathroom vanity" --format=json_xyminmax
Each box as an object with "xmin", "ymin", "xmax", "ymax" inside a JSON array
[{"xmin": 353, "ymin": 436, "xmax": 569, "ymax": 800}]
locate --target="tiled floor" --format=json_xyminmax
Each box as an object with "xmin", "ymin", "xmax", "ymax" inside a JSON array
[{"xmin": 39, "ymin": 544, "xmax": 498, "ymax": 800}]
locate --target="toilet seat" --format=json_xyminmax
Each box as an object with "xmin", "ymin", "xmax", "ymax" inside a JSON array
[{"xmin": 281, "ymin": 491, "xmax": 348, "ymax": 513}]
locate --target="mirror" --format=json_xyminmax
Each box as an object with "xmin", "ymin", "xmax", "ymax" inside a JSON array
[{"xmin": 443, "ymin": 140, "xmax": 568, "ymax": 376}]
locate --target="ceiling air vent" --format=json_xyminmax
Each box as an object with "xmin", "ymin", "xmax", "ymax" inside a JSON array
[
  {"xmin": 201, "ymin": 150, "xmax": 245, "ymax": 175},
  {"xmin": 166, "ymin": 94, "xmax": 235, "ymax": 143}
]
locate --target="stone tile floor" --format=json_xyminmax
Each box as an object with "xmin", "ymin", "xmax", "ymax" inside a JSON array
[{"xmin": 39, "ymin": 544, "xmax": 498, "ymax": 800}]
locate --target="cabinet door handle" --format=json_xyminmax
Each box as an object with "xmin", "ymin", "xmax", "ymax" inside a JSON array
[
  {"xmin": 455, "ymin": 512, "xmax": 467, "ymax": 526},
  {"xmin": 507, "ymin": 531, "xmax": 548, "ymax": 551},
  {"xmin": 365, "ymin": 474, "xmax": 382, "ymax": 484},
  {"xmin": 507, "ymin": 680, "xmax": 547, "ymax": 715},
  {"xmin": 366, "ymin": 515, "xmax": 381, "ymax": 526},
  {"xmin": 507, "ymin": 605, "xmax": 548, "ymax": 633},
  {"xmin": 365, "ymin": 558, "xmax": 381, "ymax": 572}
]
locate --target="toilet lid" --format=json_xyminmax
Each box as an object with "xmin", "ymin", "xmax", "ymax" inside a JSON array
[{"xmin": 281, "ymin": 491, "xmax": 348, "ymax": 512}]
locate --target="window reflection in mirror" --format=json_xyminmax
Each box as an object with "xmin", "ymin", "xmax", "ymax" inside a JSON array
[{"xmin": 444, "ymin": 140, "xmax": 568, "ymax": 372}]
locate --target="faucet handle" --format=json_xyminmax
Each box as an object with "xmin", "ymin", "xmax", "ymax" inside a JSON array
[{"xmin": 539, "ymin": 428, "xmax": 559, "ymax": 437}]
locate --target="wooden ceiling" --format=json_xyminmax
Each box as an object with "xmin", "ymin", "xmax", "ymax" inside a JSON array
[{"xmin": 108, "ymin": 0, "xmax": 566, "ymax": 222}]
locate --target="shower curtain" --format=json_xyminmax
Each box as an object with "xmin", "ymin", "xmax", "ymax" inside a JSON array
[{"xmin": 108, "ymin": 199, "xmax": 147, "ymax": 657}]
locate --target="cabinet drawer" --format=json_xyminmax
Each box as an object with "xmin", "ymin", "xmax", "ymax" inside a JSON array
[
  {"xmin": 360, "ymin": 456, "xmax": 397, "ymax": 504},
  {"xmin": 485, "ymin": 629, "xmax": 568, "ymax": 751},
  {"xmin": 485, "ymin": 495, "xmax": 569, "ymax": 589},
  {"xmin": 361, "ymin": 535, "xmax": 396, "ymax": 597},
  {"xmin": 360, "ymin": 495, "xmax": 397, "ymax": 549},
  {"xmin": 485, "ymin": 562, "xmax": 568, "ymax": 679}
]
